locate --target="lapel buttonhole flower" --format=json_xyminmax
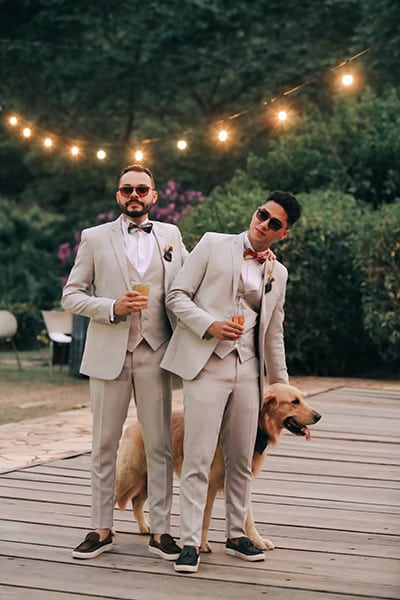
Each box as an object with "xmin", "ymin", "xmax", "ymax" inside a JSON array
[{"xmin": 164, "ymin": 245, "xmax": 173, "ymax": 262}]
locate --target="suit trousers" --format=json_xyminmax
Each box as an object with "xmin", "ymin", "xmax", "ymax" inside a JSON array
[
  {"xmin": 180, "ymin": 352, "xmax": 260, "ymax": 546},
  {"xmin": 90, "ymin": 340, "xmax": 172, "ymax": 532}
]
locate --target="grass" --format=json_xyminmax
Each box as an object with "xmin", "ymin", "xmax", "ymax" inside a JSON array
[
  {"xmin": 0, "ymin": 348, "xmax": 183, "ymax": 426},
  {"xmin": 0, "ymin": 349, "xmax": 90, "ymax": 425}
]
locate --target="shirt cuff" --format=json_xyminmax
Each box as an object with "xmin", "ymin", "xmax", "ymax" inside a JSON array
[{"xmin": 110, "ymin": 301, "xmax": 116, "ymax": 322}]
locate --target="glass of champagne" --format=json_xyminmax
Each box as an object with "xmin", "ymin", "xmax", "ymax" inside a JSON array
[
  {"xmin": 231, "ymin": 297, "xmax": 245, "ymax": 326},
  {"xmin": 131, "ymin": 281, "xmax": 151, "ymax": 308}
]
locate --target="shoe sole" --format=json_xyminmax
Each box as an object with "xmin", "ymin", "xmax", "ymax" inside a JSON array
[
  {"xmin": 174, "ymin": 560, "xmax": 200, "ymax": 573},
  {"xmin": 72, "ymin": 542, "xmax": 113, "ymax": 559},
  {"xmin": 225, "ymin": 548, "xmax": 265, "ymax": 562},
  {"xmin": 148, "ymin": 545, "xmax": 180, "ymax": 561}
]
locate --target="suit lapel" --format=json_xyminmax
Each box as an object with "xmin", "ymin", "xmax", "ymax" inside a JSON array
[
  {"xmin": 232, "ymin": 232, "xmax": 246, "ymax": 294},
  {"xmin": 109, "ymin": 217, "xmax": 130, "ymax": 288}
]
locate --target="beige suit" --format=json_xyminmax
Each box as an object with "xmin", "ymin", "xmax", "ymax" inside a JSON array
[
  {"xmin": 161, "ymin": 231, "xmax": 289, "ymax": 546},
  {"xmin": 62, "ymin": 216, "xmax": 187, "ymax": 532}
]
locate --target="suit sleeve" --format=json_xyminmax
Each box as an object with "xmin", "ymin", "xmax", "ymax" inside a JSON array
[
  {"xmin": 61, "ymin": 230, "xmax": 115, "ymax": 324},
  {"xmin": 166, "ymin": 233, "xmax": 218, "ymax": 339}
]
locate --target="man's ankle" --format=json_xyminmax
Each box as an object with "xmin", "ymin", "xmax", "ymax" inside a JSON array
[{"xmin": 95, "ymin": 528, "xmax": 111, "ymax": 541}]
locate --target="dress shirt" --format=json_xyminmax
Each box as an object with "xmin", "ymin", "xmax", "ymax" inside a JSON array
[
  {"xmin": 122, "ymin": 216, "xmax": 156, "ymax": 274},
  {"xmin": 241, "ymin": 233, "xmax": 266, "ymax": 294}
]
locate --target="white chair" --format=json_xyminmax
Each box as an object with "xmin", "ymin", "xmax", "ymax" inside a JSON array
[
  {"xmin": 0, "ymin": 310, "xmax": 22, "ymax": 369},
  {"xmin": 41, "ymin": 310, "xmax": 73, "ymax": 374}
]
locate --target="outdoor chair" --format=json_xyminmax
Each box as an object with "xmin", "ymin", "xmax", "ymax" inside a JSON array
[
  {"xmin": 0, "ymin": 310, "xmax": 22, "ymax": 369},
  {"xmin": 41, "ymin": 310, "xmax": 73, "ymax": 374}
]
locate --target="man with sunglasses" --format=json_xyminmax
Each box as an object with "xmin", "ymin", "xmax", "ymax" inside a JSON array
[
  {"xmin": 62, "ymin": 164, "xmax": 188, "ymax": 561},
  {"xmin": 161, "ymin": 190, "xmax": 301, "ymax": 573}
]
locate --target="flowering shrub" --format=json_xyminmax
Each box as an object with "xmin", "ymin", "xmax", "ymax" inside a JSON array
[{"xmin": 151, "ymin": 180, "xmax": 204, "ymax": 223}]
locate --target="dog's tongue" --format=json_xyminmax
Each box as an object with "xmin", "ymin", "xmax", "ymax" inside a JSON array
[{"xmin": 302, "ymin": 426, "xmax": 311, "ymax": 441}]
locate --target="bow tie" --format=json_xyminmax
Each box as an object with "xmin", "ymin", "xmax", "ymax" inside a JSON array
[
  {"xmin": 243, "ymin": 248, "xmax": 266, "ymax": 264},
  {"xmin": 127, "ymin": 222, "xmax": 153, "ymax": 234}
]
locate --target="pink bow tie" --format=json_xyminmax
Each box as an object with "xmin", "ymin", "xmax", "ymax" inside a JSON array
[{"xmin": 243, "ymin": 248, "xmax": 266, "ymax": 264}]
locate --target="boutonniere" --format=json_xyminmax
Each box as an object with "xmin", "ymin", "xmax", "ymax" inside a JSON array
[
  {"xmin": 264, "ymin": 259, "xmax": 276, "ymax": 294},
  {"xmin": 163, "ymin": 245, "xmax": 173, "ymax": 262}
]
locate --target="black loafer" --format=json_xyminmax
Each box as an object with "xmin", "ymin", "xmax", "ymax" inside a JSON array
[
  {"xmin": 148, "ymin": 533, "xmax": 181, "ymax": 560},
  {"xmin": 225, "ymin": 536, "xmax": 265, "ymax": 562},
  {"xmin": 72, "ymin": 531, "xmax": 113, "ymax": 559},
  {"xmin": 174, "ymin": 545, "xmax": 200, "ymax": 573}
]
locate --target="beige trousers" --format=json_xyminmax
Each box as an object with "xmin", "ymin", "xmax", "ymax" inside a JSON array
[
  {"xmin": 90, "ymin": 340, "xmax": 172, "ymax": 533},
  {"xmin": 180, "ymin": 352, "xmax": 259, "ymax": 546}
]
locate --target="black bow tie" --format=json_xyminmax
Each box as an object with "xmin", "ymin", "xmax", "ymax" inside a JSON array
[{"xmin": 127, "ymin": 222, "xmax": 153, "ymax": 234}]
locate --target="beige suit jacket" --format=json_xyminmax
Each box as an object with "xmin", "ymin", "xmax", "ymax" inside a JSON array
[
  {"xmin": 62, "ymin": 216, "xmax": 188, "ymax": 380},
  {"xmin": 160, "ymin": 231, "xmax": 289, "ymax": 404}
]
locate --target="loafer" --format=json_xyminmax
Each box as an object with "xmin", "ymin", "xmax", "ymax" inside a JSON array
[
  {"xmin": 225, "ymin": 536, "xmax": 265, "ymax": 562},
  {"xmin": 148, "ymin": 533, "xmax": 181, "ymax": 560},
  {"xmin": 72, "ymin": 531, "xmax": 113, "ymax": 559},
  {"xmin": 174, "ymin": 545, "xmax": 200, "ymax": 573}
]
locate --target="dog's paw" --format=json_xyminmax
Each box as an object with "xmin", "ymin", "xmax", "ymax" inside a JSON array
[
  {"xmin": 200, "ymin": 541, "xmax": 213, "ymax": 553},
  {"xmin": 137, "ymin": 521, "xmax": 150, "ymax": 535},
  {"xmin": 252, "ymin": 536, "xmax": 275, "ymax": 551}
]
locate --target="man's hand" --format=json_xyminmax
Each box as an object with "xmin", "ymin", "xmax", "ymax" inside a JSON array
[
  {"xmin": 114, "ymin": 291, "xmax": 148, "ymax": 315},
  {"xmin": 206, "ymin": 320, "xmax": 244, "ymax": 340}
]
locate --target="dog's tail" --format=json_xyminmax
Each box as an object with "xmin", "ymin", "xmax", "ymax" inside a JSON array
[{"xmin": 115, "ymin": 477, "xmax": 147, "ymax": 511}]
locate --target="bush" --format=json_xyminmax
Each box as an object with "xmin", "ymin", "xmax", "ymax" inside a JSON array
[
  {"xmin": 279, "ymin": 190, "xmax": 371, "ymax": 375},
  {"xmin": 355, "ymin": 199, "xmax": 400, "ymax": 366}
]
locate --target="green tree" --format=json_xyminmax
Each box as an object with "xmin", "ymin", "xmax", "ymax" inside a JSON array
[{"xmin": 245, "ymin": 88, "xmax": 400, "ymax": 206}]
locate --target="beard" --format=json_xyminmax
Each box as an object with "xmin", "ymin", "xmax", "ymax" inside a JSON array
[{"xmin": 119, "ymin": 200, "xmax": 151, "ymax": 219}]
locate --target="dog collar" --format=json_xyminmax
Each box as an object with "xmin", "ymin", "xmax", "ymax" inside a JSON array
[{"xmin": 254, "ymin": 427, "xmax": 269, "ymax": 454}]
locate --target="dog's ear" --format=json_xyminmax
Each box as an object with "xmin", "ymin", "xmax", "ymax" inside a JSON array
[{"xmin": 262, "ymin": 392, "xmax": 278, "ymax": 416}]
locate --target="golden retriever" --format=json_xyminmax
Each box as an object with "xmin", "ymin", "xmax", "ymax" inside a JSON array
[{"xmin": 115, "ymin": 383, "xmax": 321, "ymax": 551}]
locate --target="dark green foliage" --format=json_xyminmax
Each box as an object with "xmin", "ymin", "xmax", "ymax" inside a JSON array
[
  {"xmin": 279, "ymin": 191, "xmax": 369, "ymax": 375},
  {"xmin": 355, "ymin": 200, "xmax": 400, "ymax": 364},
  {"xmin": 0, "ymin": 198, "xmax": 65, "ymax": 348},
  {"xmin": 246, "ymin": 88, "xmax": 400, "ymax": 206}
]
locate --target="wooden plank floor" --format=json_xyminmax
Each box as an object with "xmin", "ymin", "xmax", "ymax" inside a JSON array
[{"xmin": 0, "ymin": 386, "xmax": 399, "ymax": 599}]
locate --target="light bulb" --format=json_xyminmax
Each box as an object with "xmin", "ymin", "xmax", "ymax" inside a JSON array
[{"xmin": 177, "ymin": 139, "xmax": 187, "ymax": 150}]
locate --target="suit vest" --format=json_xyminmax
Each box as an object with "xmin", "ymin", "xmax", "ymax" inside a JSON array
[
  {"xmin": 126, "ymin": 248, "xmax": 171, "ymax": 352},
  {"xmin": 214, "ymin": 275, "xmax": 262, "ymax": 362}
]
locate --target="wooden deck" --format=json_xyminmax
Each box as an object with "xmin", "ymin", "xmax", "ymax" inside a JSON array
[{"xmin": 0, "ymin": 386, "xmax": 399, "ymax": 599}]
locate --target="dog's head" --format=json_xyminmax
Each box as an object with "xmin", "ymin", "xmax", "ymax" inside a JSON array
[{"xmin": 259, "ymin": 383, "xmax": 322, "ymax": 446}]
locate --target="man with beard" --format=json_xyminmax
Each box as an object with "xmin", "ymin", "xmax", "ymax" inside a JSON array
[{"xmin": 62, "ymin": 164, "xmax": 188, "ymax": 561}]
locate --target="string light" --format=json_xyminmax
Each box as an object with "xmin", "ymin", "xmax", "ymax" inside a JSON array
[
  {"xmin": 134, "ymin": 150, "xmax": 144, "ymax": 161},
  {"xmin": 277, "ymin": 110, "xmax": 288, "ymax": 122},
  {"xmin": 177, "ymin": 139, "xmax": 188, "ymax": 150},
  {"xmin": 341, "ymin": 72, "xmax": 354, "ymax": 86},
  {"xmin": 3, "ymin": 44, "xmax": 374, "ymax": 163}
]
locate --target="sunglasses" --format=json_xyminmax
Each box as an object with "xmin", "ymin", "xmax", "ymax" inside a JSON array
[
  {"xmin": 256, "ymin": 208, "xmax": 284, "ymax": 231},
  {"xmin": 118, "ymin": 185, "xmax": 152, "ymax": 198}
]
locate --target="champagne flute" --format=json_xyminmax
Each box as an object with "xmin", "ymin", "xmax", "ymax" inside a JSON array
[
  {"xmin": 232, "ymin": 298, "xmax": 245, "ymax": 348},
  {"xmin": 231, "ymin": 297, "xmax": 245, "ymax": 326}
]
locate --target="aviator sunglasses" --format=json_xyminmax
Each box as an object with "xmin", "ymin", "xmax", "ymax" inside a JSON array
[
  {"xmin": 256, "ymin": 207, "xmax": 284, "ymax": 231},
  {"xmin": 118, "ymin": 185, "xmax": 152, "ymax": 198}
]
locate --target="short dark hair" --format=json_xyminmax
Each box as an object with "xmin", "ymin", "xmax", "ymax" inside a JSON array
[
  {"xmin": 266, "ymin": 190, "xmax": 302, "ymax": 226},
  {"xmin": 119, "ymin": 164, "xmax": 155, "ymax": 187}
]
